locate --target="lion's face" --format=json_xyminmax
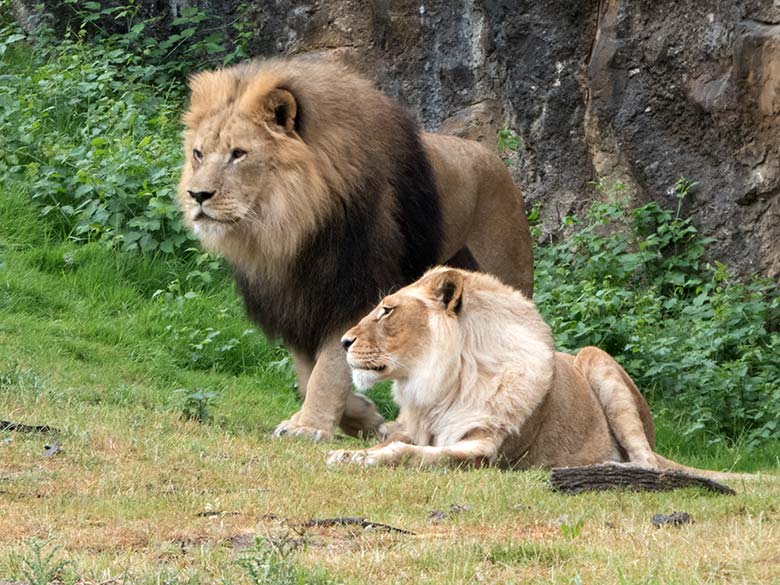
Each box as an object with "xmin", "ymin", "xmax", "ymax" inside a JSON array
[
  {"xmin": 341, "ymin": 292, "xmax": 432, "ymax": 390},
  {"xmin": 178, "ymin": 71, "xmax": 321, "ymax": 256},
  {"xmin": 180, "ymin": 112, "xmax": 278, "ymax": 235},
  {"xmin": 342, "ymin": 268, "xmax": 465, "ymax": 391}
]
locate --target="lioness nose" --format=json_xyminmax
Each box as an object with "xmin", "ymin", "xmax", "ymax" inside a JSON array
[
  {"xmin": 187, "ymin": 190, "xmax": 215, "ymax": 204},
  {"xmin": 341, "ymin": 336, "xmax": 355, "ymax": 351}
]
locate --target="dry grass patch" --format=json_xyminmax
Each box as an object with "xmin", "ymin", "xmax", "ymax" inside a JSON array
[{"xmin": 2, "ymin": 400, "xmax": 779, "ymax": 584}]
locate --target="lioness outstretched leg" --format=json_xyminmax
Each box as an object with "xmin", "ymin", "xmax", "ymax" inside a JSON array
[
  {"xmin": 327, "ymin": 429, "xmax": 503, "ymax": 468},
  {"xmin": 573, "ymin": 347, "xmax": 657, "ymax": 467}
]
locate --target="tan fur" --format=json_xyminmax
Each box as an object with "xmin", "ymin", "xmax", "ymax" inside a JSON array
[
  {"xmin": 178, "ymin": 58, "xmax": 533, "ymax": 441},
  {"xmin": 329, "ymin": 268, "xmax": 753, "ymax": 481},
  {"xmin": 424, "ymin": 134, "xmax": 533, "ymax": 293},
  {"xmin": 179, "ymin": 63, "xmax": 335, "ymax": 272}
]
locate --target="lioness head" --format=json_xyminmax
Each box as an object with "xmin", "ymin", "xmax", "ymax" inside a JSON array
[
  {"xmin": 178, "ymin": 66, "xmax": 327, "ymax": 260},
  {"xmin": 342, "ymin": 267, "xmax": 466, "ymax": 391}
]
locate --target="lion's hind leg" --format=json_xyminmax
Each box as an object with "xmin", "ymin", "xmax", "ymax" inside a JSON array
[
  {"xmin": 339, "ymin": 392, "xmax": 386, "ymax": 438},
  {"xmin": 573, "ymin": 347, "xmax": 658, "ymax": 468}
]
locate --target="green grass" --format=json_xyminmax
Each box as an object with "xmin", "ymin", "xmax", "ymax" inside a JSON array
[
  {"xmin": 2, "ymin": 167, "xmax": 780, "ymax": 585},
  {"xmin": 0, "ymin": 188, "xmax": 297, "ymax": 431}
]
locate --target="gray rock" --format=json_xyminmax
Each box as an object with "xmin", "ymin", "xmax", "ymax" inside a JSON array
[
  {"xmin": 14, "ymin": 0, "xmax": 780, "ymax": 278},
  {"xmin": 652, "ymin": 511, "xmax": 692, "ymax": 527}
]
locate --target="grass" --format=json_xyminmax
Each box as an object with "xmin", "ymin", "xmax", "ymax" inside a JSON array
[{"xmin": 2, "ymin": 180, "xmax": 780, "ymax": 584}]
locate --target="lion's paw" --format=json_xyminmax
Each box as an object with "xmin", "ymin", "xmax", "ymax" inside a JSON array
[
  {"xmin": 376, "ymin": 421, "xmax": 400, "ymax": 441},
  {"xmin": 272, "ymin": 419, "xmax": 332, "ymax": 442},
  {"xmin": 326, "ymin": 449, "xmax": 378, "ymax": 468},
  {"xmin": 326, "ymin": 449, "xmax": 351, "ymax": 466}
]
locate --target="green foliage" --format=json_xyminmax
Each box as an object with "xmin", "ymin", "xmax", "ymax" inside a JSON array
[
  {"xmin": 152, "ymin": 276, "xmax": 291, "ymax": 378},
  {"xmin": 62, "ymin": 0, "xmax": 252, "ymax": 78},
  {"xmin": 174, "ymin": 387, "xmax": 221, "ymax": 422},
  {"xmin": 535, "ymin": 180, "xmax": 780, "ymax": 446},
  {"xmin": 15, "ymin": 540, "xmax": 74, "ymax": 585},
  {"xmin": 497, "ymin": 127, "xmax": 521, "ymax": 164},
  {"xmin": 559, "ymin": 516, "xmax": 585, "ymax": 540},
  {"xmin": 0, "ymin": 1, "xmax": 249, "ymax": 260},
  {"xmin": 238, "ymin": 537, "xmax": 336, "ymax": 585},
  {"xmin": 163, "ymin": 323, "xmax": 259, "ymax": 371}
]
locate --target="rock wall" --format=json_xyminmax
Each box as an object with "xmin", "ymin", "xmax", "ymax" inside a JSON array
[{"xmin": 15, "ymin": 0, "xmax": 780, "ymax": 279}]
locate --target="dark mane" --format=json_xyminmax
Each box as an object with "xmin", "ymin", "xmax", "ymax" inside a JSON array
[{"xmin": 235, "ymin": 95, "xmax": 442, "ymax": 356}]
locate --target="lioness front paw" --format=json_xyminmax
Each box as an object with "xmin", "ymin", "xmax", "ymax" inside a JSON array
[
  {"xmin": 272, "ymin": 419, "xmax": 332, "ymax": 442},
  {"xmin": 326, "ymin": 449, "xmax": 378, "ymax": 467}
]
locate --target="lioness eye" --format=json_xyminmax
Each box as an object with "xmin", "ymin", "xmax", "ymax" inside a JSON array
[
  {"xmin": 192, "ymin": 148, "xmax": 203, "ymax": 162},
  {"xmin": 380, "ymin": 306, "xmax": 394, "ymax": 318},
  {"xmin": 231, "ymin": 148, "xmax": 247, "ymax": 161}
]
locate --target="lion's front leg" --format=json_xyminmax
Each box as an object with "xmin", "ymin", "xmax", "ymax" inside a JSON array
[
  {"xmin": 273, "ymin": 337, "xmax": 349, "ymax": 441},
  {"xmin": 273, "ymin": 336, "xmax": 384, "ymax": 441},
  {"xmin": 327, "ymin": 441, "xmax": 412, "ymax": 467},
  {"xmin": 328, "ymin": 430, "xmax": 502, "ymax": 468}
]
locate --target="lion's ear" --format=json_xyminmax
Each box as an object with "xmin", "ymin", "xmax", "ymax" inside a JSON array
[
  {"xmin": 429, "ymin": 269, "xmax": 464, "ymax": 316},
  {"xmin": 240, "ymin": 80, "xmax": 298, "ymax": 135},
  {"xmin": 264, "ymin": 89, "xmax": 298, "ymax": 134}
]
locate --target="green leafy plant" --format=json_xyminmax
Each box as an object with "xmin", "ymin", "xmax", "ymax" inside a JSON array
[
  {"xmin": 16, "ymin": 539, "xmax": 73, "ymax": 585},
  {"xmin": 163, "ymin": 323, "xmax": 261, "ymax": 372},
  {"xmin": 265, "ymin": 352, "xmax": 296, "ymax": 382},
  {"xmin": 174, "ymin": 387, "xmax": 221, "ymax": 422},
  {"xmin": 61, "ymin": 0, "xmax": 250, "ymax": 78},
  {"xmin": 238, "ymin": 535, "xmax": 335, "ymax": 585},
  {"xmin": 0, "ymin": 1, "xmax": 249, "ymax": 264},
  {"xmin": 497, "ymin": 128, "xmax": 521, "ymax": 166},
  {"xmin": 560, "ymin": 517, "xmax": 585, "ymax": 540},
  {"xmin": 535, "ymin": 180, "xmax": 780, "ymax": 446}
]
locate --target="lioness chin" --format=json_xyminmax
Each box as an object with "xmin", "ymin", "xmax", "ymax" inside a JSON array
[
  {"xmin": 328, "ymin": 267, "xmax": 752, "ymax": 481},
  {"xmin": 178, "ymin": 58, "xmax": 533, "ymax": 441}
]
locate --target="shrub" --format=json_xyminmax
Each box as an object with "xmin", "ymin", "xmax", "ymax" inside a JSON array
[
  {"xmin": 173, "ymin": 387, "xmax": 221, "ymax": 422},
  {"xmin": 534, "ymin": 181, "xmax": 780, "ymax": 446},
  {"xmin": 0, "ymin": 1, "xmax": 248, "ymax": 257}
]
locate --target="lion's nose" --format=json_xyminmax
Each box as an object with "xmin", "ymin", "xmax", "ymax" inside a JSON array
[
  {"xmin": 187, "ymin": 190, "xmax": 215, "ymax": 204},
  {"xmin": 341, "ymin": 335, "xmax": 356, "ymax": 351}
]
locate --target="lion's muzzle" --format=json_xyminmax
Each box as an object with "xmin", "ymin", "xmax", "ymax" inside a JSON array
[{"xmin": 187, "ymin": 189, "xmax": 215, "ymax": 204}]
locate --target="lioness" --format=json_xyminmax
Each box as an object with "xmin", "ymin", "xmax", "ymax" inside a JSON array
[
  {"xmin": 328, "ymin": 267, "xmax": 745, "ymax": 480},
  {"xmin": 178, "ymin": 58, "xmax": 533, "ymax": 441}
]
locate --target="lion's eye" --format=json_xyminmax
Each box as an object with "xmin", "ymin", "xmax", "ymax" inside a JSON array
[
  {"xmin": 231, "ymin": 148, "xmax": 247, "ymax": 162},
  {"xmin": 379, "ymin": 306, "xmax": 394, "ymax": 318},
  {"xmin": 193, "ymin": 148, "xmax": 203, "ymax": 162}
]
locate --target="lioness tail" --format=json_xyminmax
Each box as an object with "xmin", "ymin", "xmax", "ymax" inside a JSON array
[{"xmin": 654, "ymin": 454, "xmax": 763, "ymax": 482}]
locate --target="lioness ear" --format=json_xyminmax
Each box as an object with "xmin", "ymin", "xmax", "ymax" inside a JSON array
[
  {"xmin": 430, "ymin": 270, "xmax": 464, "ymax": 315},
  {"xmin": 240, "ymin": 81, "xmax": 298, "ymax": 135}
]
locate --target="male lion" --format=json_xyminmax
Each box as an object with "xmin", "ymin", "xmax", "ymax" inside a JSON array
[
  {"xmin": 328, "ymin": 267, "xmax": 747, "ymax": 481},
  {"xmin": 178, "ymin": 58, "xmax": 533, "ymax": 441}
]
